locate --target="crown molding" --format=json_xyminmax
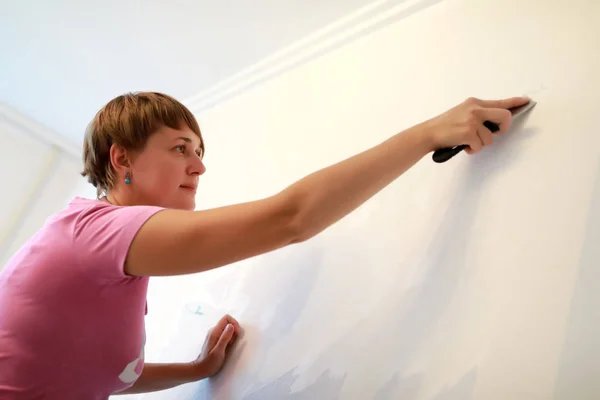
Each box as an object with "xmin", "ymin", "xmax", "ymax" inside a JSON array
[
  {"xmin": 0, "ymin": 0, "xmax": 439, "ymax": 157},
  {"xmin": 183, "ymin": 0, "xmax": 441, "ymax": 114}
]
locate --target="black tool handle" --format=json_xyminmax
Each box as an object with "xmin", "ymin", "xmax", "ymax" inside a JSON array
[{"xmin": 432, "ymin": 120, "xmax": 500, "ymax": 163}]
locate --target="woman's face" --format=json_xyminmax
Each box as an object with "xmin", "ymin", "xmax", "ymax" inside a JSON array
[{"xmin": 128, "ymin": 124, "xmax": 206, "ymax": 210}]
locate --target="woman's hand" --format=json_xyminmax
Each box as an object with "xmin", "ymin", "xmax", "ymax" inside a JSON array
[
  {"xmin": 192, "ymin": 314, "xmax": 241, "ymax": 378},
  {"xmin": 423, "ymin": 96, "xmax": 531, "ymax": 154}
]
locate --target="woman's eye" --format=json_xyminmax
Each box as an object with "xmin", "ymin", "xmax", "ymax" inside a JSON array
[{"xmin": 175, "ymin": 145, "xmax": 185, "ymax": 153}]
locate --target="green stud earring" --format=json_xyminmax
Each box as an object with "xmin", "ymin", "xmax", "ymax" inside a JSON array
[{"xmin": 125, "ymin": 172, "xmax": 131, "ymax": 185}]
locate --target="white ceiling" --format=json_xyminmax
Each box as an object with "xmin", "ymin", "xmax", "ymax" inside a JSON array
[{"xmin": 1, "ymin": 0, "xmax": 375, "ymax": 146}]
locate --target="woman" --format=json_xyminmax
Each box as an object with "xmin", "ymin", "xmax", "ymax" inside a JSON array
[{"xmin": 0, "ymin": 91, "xmax": 530, "ymax": 398}]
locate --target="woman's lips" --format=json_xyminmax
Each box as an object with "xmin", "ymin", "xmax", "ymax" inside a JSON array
[{"xmin": 180, "ymin": 185, "xmax": 197, "ymax": 193}]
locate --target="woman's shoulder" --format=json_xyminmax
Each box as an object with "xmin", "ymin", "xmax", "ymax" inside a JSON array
[
  {"xmin": 64, "ymin": 196, "xmax": 164, "ymax": 224},
  {"xmin": 66, "ymin": 196, "xmax": 114, "ymax": 212},
  {"xmin": 41, "ymin": 196, "xmax": 113, "ymax": 228}
]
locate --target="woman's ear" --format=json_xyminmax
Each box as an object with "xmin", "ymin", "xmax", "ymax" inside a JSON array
[{"xmin": 109, "ymin": 143, "xmax": 132, "ymax": 175}]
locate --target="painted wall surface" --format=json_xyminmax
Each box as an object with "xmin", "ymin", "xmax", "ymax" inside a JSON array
[
  {"xmin": 128, "ymin": 0, "xmax": 600, "ymax": 399},
  {"xmin": 0, "ymin": 0, "xmax": 588, "ymax": 398},
  {"xmin": 0, "ymin": 106, "xmax": 95, "ymax": 268}
]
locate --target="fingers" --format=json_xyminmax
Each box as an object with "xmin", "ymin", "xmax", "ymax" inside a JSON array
[
  {"xmin": 477, "ymin": 108, "xmax": 512, "ymax": 134},
  {"xmin": 465, "ymin": 134, "xmax": 483, "ymax": 154},
  {"xmin": 215, "ymin": 324, "xmax": 235, "ymax": 352},
  {"xmin": 224, "ymin": 315, "xmax": 241, "ymax": 337},
  {"xmin": 212, "ymin": 315, "xmax": 238, "ymax": 335},
  {"xmin": 464, "ymin": 107, "xmax": 501, "ymax": 155},
  {"xmin": 465, "ymin": 100, "xmax": 515, "ymax": 154},
  {"xmin": 472, "ymin": 96, "xmax": 530, "ymax": 110},
  {"xmin": 477, "ymin": 124, "xmax": 493, "ymax": 147},
  {"xmin": 209, "ymin": 315, "xmax": 240, "ymax": 347}
]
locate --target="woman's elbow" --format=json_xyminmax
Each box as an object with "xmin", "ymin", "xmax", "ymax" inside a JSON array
[{"xmin": 276, "ymin": 191, "xmax": 312, "ymax": 244}]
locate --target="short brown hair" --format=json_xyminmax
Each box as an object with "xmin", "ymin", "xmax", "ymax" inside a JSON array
[{"xmin": 81, "ymin": 92, "xmax": 203, "ymax": 197}]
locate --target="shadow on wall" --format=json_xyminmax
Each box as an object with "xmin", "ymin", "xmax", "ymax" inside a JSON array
[
  {"xmin": 373, "ymin": 367, "xmax": 479, "ymax": 400},
  {"xmin": 220, "ymin": 123, "xmax": 539, "ymax": 399},
  {"xmin": 384, "ymin": 123, "xmax": 539, "ymax": 399},
  {"xmin": 166, "ymin": 119, "xmax": 539, "ymax": 400},
  {"xmin": 553, "ymin": 158, "xmax": 600, "ymax": 399},
  {"xmin": 331, "ymin": 152, "xmax": 494, "ymax": 400},
  {"xmin": 331, "ymin": 123, "xmax": 539, "ymax": 399},
  {"xmin": 195, "ymin": 241, "xmax": 326, "ymax": 399}
]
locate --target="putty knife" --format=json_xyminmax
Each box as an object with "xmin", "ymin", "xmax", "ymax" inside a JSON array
[{"xmin": 432, "ymin": 100, "xmax": 537, "ymax": 163}]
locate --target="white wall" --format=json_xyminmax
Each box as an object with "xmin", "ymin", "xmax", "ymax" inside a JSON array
[
  {"xmin": 1, "ymin": 0, "xmax": 377, "ymax": 144},
  {"xmin": 136, "ymin": 0, "xmax": 600, "ymax": 399},
  {"xmin": 0, "ymin": 104, "xmax": 95, "ymax": 268}
]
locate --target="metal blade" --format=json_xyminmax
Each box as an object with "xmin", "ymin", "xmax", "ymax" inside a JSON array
[{"xmin": 510, "ymin": 100, "xmax": 537, "ymax": 118}]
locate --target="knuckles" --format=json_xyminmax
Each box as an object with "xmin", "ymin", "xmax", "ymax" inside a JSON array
[{"xmin": 465, "ymin": 96, "xmax": 480, "ymax": 105}]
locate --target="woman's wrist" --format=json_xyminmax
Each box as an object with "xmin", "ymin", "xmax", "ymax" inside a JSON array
[{"xmin": 189, "ymin": 359, "xmax": 212, "ymax": 381}]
